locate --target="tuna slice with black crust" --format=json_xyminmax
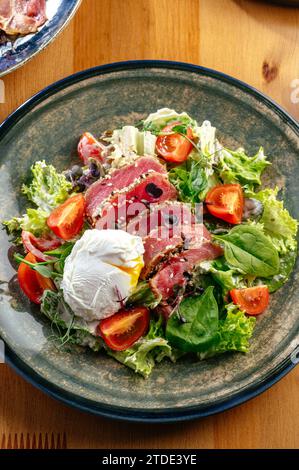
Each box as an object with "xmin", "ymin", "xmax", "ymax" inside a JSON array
[{"xmin": 85, "ymin": 156, "xmax": 167, "ymax": 221}]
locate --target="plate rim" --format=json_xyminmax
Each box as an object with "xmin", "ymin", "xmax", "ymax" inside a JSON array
[
  {"xmin": 0, "ymin": 0, "xmax": 82, "ymax": 78},
  {"xmin": 1, "ymin": 59, "xmax": 298, "ymax": 422}
]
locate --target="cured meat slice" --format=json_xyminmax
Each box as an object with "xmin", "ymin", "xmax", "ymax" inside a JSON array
[
  {"xmin": 85, "ymin": 156, "xmax": 167, "ymax": 220},
  {"xmin": 0, "ymin": 0, "xmax": 47, "ymax": 36},
  {"xmin": 140, "ymin": 227, "xmax": 183, "ymax": 279},
  {"xmin": 127, "ymin": 201, "xmax": 195, "ymax": 238},
  {"xmin": 95, "ymin": 172, "xmax": 177, "ymax": 230},
  {"xmin": 149, "ymin": 226, "xmax": 223, "ymax": 319}
]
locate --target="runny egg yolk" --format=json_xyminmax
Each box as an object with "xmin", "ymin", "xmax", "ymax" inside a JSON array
[{"xmin": 112, "ymin": 256, "xmax": 144, "ymax": 289}]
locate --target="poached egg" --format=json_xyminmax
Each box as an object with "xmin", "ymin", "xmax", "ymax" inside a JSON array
[{"xmin": 61, "ymin": 229, "xmax": 144, "ymax": 322}]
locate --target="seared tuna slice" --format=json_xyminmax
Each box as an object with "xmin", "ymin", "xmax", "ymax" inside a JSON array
[
  {"xmin": 127, "ymin": 201, "xmax": 195, "ymax": 238},
  {"xmin": 141, "ymin": 227, "xmax": 184, "ymax": 279},
  {"xmin": 95, "ymin": 172, "xmax": 177, "ymax": 230},
  {"xmin": 85, "ymin": 156, "xmax": 166, "ymax": 220},
  {"xmin": 149, "ymin": 226, "xmax": 223, "ymax": 319}
]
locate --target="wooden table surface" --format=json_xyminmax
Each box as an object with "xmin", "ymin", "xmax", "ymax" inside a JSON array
[{"xmin": 0, "ymin": 0, "xmax": 299, "ymax": 449}]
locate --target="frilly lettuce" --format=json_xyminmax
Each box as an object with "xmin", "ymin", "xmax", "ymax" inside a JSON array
[
  {"xmin": 3, "ymin": 161, "xmax": 72, "ymax": 237},
  {"xmin": 22, "ymin": 160, "xmax": 72, "ymax": 212},
  {"xmin": 251, "ymin": 187, "xmax": 298, "ymax": 254},
  {"xmin": 199, "ymin": 257, "xmax": 245, "ymax": 295},
  {"xmin": 199, "ymin": 303, "xmax": 256, "ymax": 359},
  {"xmin": 143, "ymin": 108, "xmax": 195, "ymax": 133},
  {"xmin": 107, "ymin": 316, "xmax": 178, "ymax": 378},
  {"xmin": 217, "ymin": 147, "xmax": 270, "ymax": 192}
]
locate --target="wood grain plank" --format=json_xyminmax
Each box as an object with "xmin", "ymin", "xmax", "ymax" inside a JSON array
[
  {"xmin": 200, "ymin": 0, "xmax": 299, "ymax": 119},
  {"xmin": 73, "ymin": 0, "xmax": 200, "ymax": 70},
  {"xmin": 0, "ymin": 20, "xmax": 75, "ymax": 124}
]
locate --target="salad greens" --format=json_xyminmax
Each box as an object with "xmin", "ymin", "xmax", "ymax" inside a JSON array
[
  {"xmin": 41, "ymin": 290, "xmax": 102, "ymax": 351},
  {"xmin": 3, "ymin": 161, "xmax": 72, "ymax": 238},
  {"xmin": 108, "ymin": 316, "xmax": 178, "ymax": 378},
  {"xmin": 168, "ymin": 157, "xmax": 208, "ymax": 204},
  {"xmin": 214, "ymin": 225, "xmax": 280, "ymax": 278},
  {"xmin": 166, "ymin": 287, "xmax": 255, "ymax": 356},
  {"xmin": 3, "ymin": 108, "xmax": 298, "ymax": 378},
  {"xmin": 216, "ymin": 147, "xmax": 270, "ymax": 192},
  {"xmin": 199, "ymin": 257, "xmax": 244, "ymax": 296},
  {"xmin": 198, "ymin": 303, "xmax": 256, "ymax": 359},
  {"xmin": 166, "ymin": 287, "xmax": 219, "ymax": 353},
  {"xmin": 250, "ymin": 187, "xmax": 298, "ymax": 254}
]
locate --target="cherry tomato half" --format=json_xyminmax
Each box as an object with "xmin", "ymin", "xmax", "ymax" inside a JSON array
[
  {"xmin": 78, "ymin": 132, "xmax": 105, "ymax": 165},
  {"xmin": 17, "ymin": 253, "xmax": 55, "ymax": 304},
  {"xmin": 98, "ymin": 307, "xmax": 150, "ymax": 351},
  {"xmin": 205, "ymin": 184, "xmax": 244, "ymax": 224},
  {"xmin": 230, "ymin": 285, "xmax": 269, "ymax": 315},
  {"xmin": 47, "ymin": 194, "xmax": 85, "ymax": 240},
  {"xmin": 156, "ymin": 121, "xmax": 193, "ymax": 163}
]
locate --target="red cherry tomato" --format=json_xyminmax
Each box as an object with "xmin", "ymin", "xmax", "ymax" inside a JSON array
[
  {"xmin": 205, "ymin": 184, "xmax": 244, "ymax": 224},
  {"xmin": 230, "ymin": 286, "xmax": 270, "ymax": 315},
  {"xmin": 156, "ymin": 121, "xmax": 193, "ymax": 163},
  {"xmin": 98, "ymin": 307, "xmax": 150, "ymax": 351},
  {"xmin": 78, "ymin": 132, "xmax": 105, "ymax": 165},
  {"xmin": 21, "ymin": 231, "xmax": 62, "ymax": 262},
  {"xmin": 47, "ymin": 194, "xmax": 85, "ymax": 241},
  {"xmin": 17, "ymin": 253, "xmax": 55, "ymax": 304}
]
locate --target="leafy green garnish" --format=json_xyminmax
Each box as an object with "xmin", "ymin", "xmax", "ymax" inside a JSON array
[
  {"xmin": 198, "ymin": 303, "xmax": 256, "ymax": 358},
  {"xmin": 217, "ymin": 147, "xmax": 270, "ymax": 192},
  {"xmin": 166, "ymin": 286, "xmax": 219, "ymax": 353},
  {"xmin": 107, "ymin": 316, "xmax": 177, "ymax": 378},
  {"xmin": 168, "ymin": 158, "xmax": 208, "ymax": 203},
  {"xmin": 41, "ymin": 290, "xmax": 102, "ymax": 351},
  {"xmin": 199, "ymin": 257, "xmax": 244, "ymax": 295},
  {"xmin": 257, "ymin": 246, "xmax": 297, "ymax": 293},
  {"xmin": 3, "ymin": 161, "xmax": 72, "ymax": 238},
  {"xmin": 250, "ymin": 187, "xmax": 298, "ymax": 254},
  {"xmin": 166, "ymin": 288, "xmax": 256, "ymax": 357},
  {"xmin": 22, "ymin": 160, "xmax": 72, "ymax": 212},
  {"xmin": 214, "ymin": 225, "xmax": 280, "ymax": 278}
]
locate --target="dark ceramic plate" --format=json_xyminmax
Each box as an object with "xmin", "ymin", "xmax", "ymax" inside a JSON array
[
  {"xmin": 0, "ymin": 0, "xmax": 81, "ymax": 78},
  {"xmin": 0, "ymin": 61, "xmax": 298, "ymax": 422}
]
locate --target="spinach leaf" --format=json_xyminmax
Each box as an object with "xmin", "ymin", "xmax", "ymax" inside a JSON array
[
  {"xmin": 214, "ymin": 225, "xmax": 280, "ymax": 277},
  {"xmin": 166, "ymin": 286, "xmax": 219, "ymax": 353}
]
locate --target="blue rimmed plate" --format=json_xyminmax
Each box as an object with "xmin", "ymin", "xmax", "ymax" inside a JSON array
[
  {"xmin": 0, "ymin": 61, "xmax": 298, "ymax": 422},
  {"xmin": 0, "ymin": 0, "xmax": 81, "ymax": 78}
]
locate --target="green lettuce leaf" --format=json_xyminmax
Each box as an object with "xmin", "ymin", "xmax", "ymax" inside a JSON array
[
  {"xmin": 107, "ymin": 316, "xmax": 177, "ymax": 378},
  {"xmin": 251, "ymin": 187, "xmax": 298, "ymax": 254},
  {"xmin": 22, "ymin": 160, "xmax": 72, "ymax": 212},
  {"xmin": 259, "ymin": 247, "xmax": 297, "ymax": 293},
  {"xmin": 142, "ymin": 108, "xmax": 196, "ymax": 134},
  {"xmin": 217, "ymin": 147, "xmax": 270, "ymax": 192},
  {"xmin": 199, "ymin": 303, "xmax": 256, "ymax": 358},
  {"xmin": 199, "ymin": 257, "xmax": 245, "ymax": 295},
  {"xmin": 3, "ymin": 161, "xmax": 72, "ymax": 238}
]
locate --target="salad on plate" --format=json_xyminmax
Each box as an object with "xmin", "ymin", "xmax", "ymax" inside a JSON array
[{"xmin": 3, "ymin": 108, "xmax": 298, "ymax": 377}]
